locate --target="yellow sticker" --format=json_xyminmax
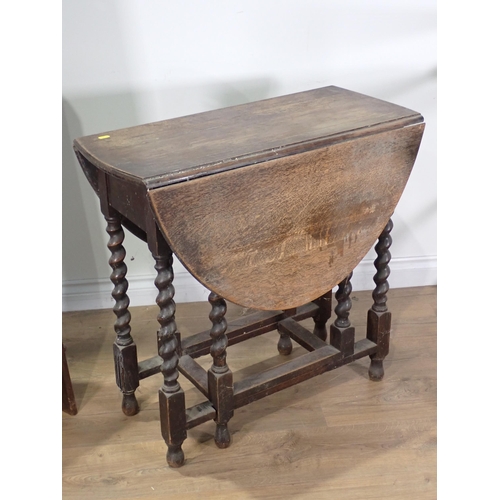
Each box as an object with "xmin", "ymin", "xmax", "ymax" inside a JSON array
[{"xmin": 98, "ymin": 135, "xmax": 110, "ymax": 139}]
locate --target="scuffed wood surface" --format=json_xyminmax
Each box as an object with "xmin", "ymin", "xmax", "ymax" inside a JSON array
[
  {"xmin": 149, "ymin": 124, "xmax": 424, "ymax": 310},
  {"xmin": 73, "ymin": 86, "xmax": 423, "ymax": 188}
]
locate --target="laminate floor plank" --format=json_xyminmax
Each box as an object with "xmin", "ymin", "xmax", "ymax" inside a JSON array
[{"xmin": 62, "ymin": 286, "xmax": 436, "ymax": 499}]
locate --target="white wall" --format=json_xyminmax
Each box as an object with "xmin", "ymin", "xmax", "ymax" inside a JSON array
[{"xmin": 62, "ymin": 0, "xmax": 437, "ymax": 311}]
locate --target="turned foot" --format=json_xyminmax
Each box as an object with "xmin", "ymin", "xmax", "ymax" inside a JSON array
[
  {"xmin": 368, "ymin": 358, "xmax": 384, "ymax": 381},
  {"xmin": 167, "ymin": 444, "xmax": 185, "ymax": 468},
  {"xmin": 278, "ymin": 332, "xmax": 293, "ymax": 355},
  {"xmin": 367, "ymin": 219, "xmax": 392, "ymax": 382},
  {"xmin": 214, "ymin": 423, "xmax": 231, "ymax": 449},
  {"xmin": 121, "ymin": 392, "xmax": 140, "ymax": 416}
]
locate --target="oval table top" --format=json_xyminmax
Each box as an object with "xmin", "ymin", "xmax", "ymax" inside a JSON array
[{"xmin": 74, "ymin": 86, "xmax": 425, "ymax": 310}]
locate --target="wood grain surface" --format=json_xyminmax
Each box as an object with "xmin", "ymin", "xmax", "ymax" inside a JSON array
[
  {"xmin": 73, "ymin": 86, "xmax": 422, "ymax": 188},
  {"xmin": 149, "ymin": 124, "xmax": 424, "ymax": 310},
  {"xmin": 62, "ymin": 286, "xmax": 436, "ymax": 500}
]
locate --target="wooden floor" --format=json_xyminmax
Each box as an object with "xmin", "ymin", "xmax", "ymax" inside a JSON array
[{"xmin": 62, "ymin": 286, "xmax": 436, "ymax": 499}]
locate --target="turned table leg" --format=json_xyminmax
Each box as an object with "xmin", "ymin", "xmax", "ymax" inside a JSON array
[
  {"xmin": 207, "ymin": 292, "xmax": 234, "ymax": 448},
  {"xmin": 367, "ymin": 218, "xmax": 393, "ymax": 381},
  {"xmin": 313, "ymin": 290, "xmax": 332, "ymax": 341},
  {"xmin": 154, "ymin": 250, "xmax": 187, "ymax": 468},
  {"xmin": 105, "ymin": 214, "xmax": 140, "ymax": 416},
  {"xmin": 330, "ymin": 272, "xmax": 355, "ymax": 357}
]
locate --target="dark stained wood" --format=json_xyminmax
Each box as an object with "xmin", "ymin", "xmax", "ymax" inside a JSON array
[
  {"xmin": 182, "ymin": 309, "xmax": 280, "ymax": 356},
  {"xmin": 312, "ymin": 290, "xmax": 332, "ymax": 341},
  {"xmin": 371, "ymin": 218, "xmax": 393, "ymax": 313},
  {"xmin": 336, "ymin": 338, "xmax": 378, "ymax": 366},
  {"xmin": 178, "ymin": 355, "xmax": 209, "ymax": 398},
  {"xmin": 233, "ymin": 346, "xmax": 340, "ymax": 409},
  {"xmin": 154, "ymin": 246, "xmax": 187, "ymax": 467},
  {"xmin": 107, "ymin": 175, "xmax": 148, "ymax": 231},
  {"xmin": 158, "ymin": 389, "xmax": 187, "ymax": 468},
  {"xmin": 137, "ymin": 355, "xmax": 162, "ymax": 379},
  {"xmin": 62, "ymin": 344, "xmax": 77, "ymax": 416},
  {"xmin": 72, "ymin": 86, "xmax": 425, "ymax": 469},
  {"xmin": 277, "ymin": 329, "xmax": 293, "ymax": 356},
  {"xmin": 277, "ymin": 318, "xmax": 328, "ymax": 352},
  {"xmin": 121, "ymin": 216, "xmax": 147, "ymax": 243},
  {"xmin": 367, "ymin": 310, "xmax": 391, "ymax": 380},
  {"xmin": 181, "ymin": 303, "xmax": 320, "ymax": 358},
  {"xmin": 112, "ymin": 343, "xmax": 139, "ymax": 415},
  {"xmin": 136, "ymin": 304, "xmax": 323, "ymax": 378},
  {"xmin": 368, "ymin": 219, "xmax": 393, "ymax": 381},
  {"xmin": 73, "ymin": 86, "xmax": 422, "ymax": 189},
  {"xmin": 290, "ymin": 302, "xmax": 321, "ymax": 321},
  {"xmin": 105, "ymin": 212, "xmax": 139, "ymax": 416},
  {"xmin": 74, "ymin": 149, "xmax": 98, "ymax": 192},
  {"xmin": 207, "ymin": 293, "xmax": 234, "ymax": 448},
  {"xmin": 185, "ymin": 401, "xmax": 216, "ymax": 430},
  {"xmin": 352, "ymin": 338, "xmax": 378, "ymax": 356},
  {"xmin": 149, "ymin": 124, "xmax": 424, "ymax": 310},
  {"xmin": 73, "ymin": 85, "xmax": 423, "ymax": 313},
  {"xmin": 330, "ymin": 272, "xmax": 355, "ymax": 357},
  {"xmin": 154, "ymin": 249, "xmax": 180, "ymax": 394}
]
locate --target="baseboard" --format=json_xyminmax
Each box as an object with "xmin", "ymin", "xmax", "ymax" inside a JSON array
[
  {"xmin": 62, "ymin": 255, "xmax": 437, "ymax": 312},
  {"xmin": 350, "ymin": 255, "xmax": 437, "ymax": 292},
  {"xmin": 62, "ymin": 270, "xmax": 211, "ymax": 312}
]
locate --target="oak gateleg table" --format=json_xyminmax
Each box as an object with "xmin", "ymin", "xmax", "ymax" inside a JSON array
[{"xmin": 73, "ymin": 86, "xmax": 424, "ymax": 467}]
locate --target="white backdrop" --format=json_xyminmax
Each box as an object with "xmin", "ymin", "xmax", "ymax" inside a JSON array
[{"xmin": 62, "ymin": 0, "xmax": 437, "ymax": 311}]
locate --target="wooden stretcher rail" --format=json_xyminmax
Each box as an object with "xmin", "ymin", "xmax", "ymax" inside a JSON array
[
  {"xmin": 341, "ymin": 338, "xmax": 378, "ymax": 364},
  {"xmin": 137, "ymin": 303, "xmax": 320, "ymax": 379},
  {"xmin": 233, "ymin": 345, "xmax": 341, "ymax": 409},
  {"xmin": 277, "ymin": 317, "xmax": 328, "ymax": 352},
  {"xmin": 182, "ymin": 337, "xmax": 380, "ymax": 432},
  {"xmin": 178, "ymin": 355, "xmax": 209, "ymax": 398},
  {"xmin": 181, "ymin": 302, "xmax": 320, "ymax": 358},
  {"xmin": 138, "ymin": 355, "xmax": 163, "ymax": 379},
  {"xmin": 185, "ymin": 401, "xmax": 216, "ymax": 430}
]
